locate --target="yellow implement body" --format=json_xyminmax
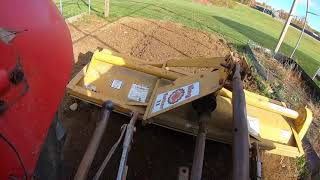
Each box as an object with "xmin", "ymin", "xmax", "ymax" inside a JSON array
[{"xmin": 67, "ymin": 49, "xmax": 312, "ymax": 158}]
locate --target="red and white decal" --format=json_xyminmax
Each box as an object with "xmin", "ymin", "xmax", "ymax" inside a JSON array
[{"xmin": 152, "ymin": 82, "xmax": 200, "ymax": 113}]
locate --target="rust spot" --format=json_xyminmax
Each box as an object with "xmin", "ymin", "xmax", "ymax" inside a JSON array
[{"xmin": 219, "ymin": 79, "xmax": 224, "ymax": 85}]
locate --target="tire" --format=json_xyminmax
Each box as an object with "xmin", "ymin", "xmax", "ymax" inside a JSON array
[{"xmin": 33, "ymin": 114, "xmax": 66, "ymax": 180}]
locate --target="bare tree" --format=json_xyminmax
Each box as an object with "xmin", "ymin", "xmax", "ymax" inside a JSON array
[{"xmin": 104, "ymin": 0, "xmax": 109, "ymax": 17}]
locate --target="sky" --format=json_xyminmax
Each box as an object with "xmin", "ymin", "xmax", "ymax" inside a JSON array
[{"xmin": 256, "ymin": 0, "xmax": 320, "ymax": 32}]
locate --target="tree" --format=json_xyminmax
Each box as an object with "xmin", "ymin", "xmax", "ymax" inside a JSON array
[{"xmin": 104, "ymin": 0, "xmax": 109, "ymax": 17}]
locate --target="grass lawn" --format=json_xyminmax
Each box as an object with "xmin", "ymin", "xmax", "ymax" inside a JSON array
[{"xmin": 55, "ymin": 0, "xmax": 320, "ymax": 85}]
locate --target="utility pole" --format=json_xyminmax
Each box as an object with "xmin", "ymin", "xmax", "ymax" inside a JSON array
[
  {"xmin": 263, "ymin": 0, "xmax": 269, "ymax": 13},
  {"xmin": 274, "ymin": 0, "xmax": 299, "ymax": 54},
  {"xmin": 59, "ymin": 0, "xmax": 63, "ymax": 15},
  {"xmin": 88, "ymin": 0, "xmax": 91, "ymax": 15},
  {"xmin": 290, "ymin": 0, "xmax": 309, "ymax": 58},
  {"xmin": 104, "ymin": 0, "xmax": 110, "ymax": 17},
  {"xmin": 312, "ymin": 68, "xmax": 320, "ymax": 80}
]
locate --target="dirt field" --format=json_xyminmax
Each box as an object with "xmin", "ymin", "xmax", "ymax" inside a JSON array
[{"xmin": 59, "ymin": 15, "xmax": 299, "ymax": 179}]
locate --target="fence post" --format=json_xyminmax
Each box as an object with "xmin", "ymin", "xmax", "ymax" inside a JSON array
[
  {"xmin": 290, "ymin": 0, "xmax": 309, "ymax": 58},
  {"xmin": 105, "ymin": 0, "xmax": 109, "ymax": 17},
  {"xmin": 59, "ymin": 0, "xmax": 63, "ymax": 15},
  {"xmin": 312, "ymin": 68, "xmax": 320, "ymax": 80},
  {"xmin": 274, "ymin": 0, "xmax": 298, "ymax": 54},
  {"xmin": 88, "ymin": 0, "xmax": 91, "ymax": 15}
]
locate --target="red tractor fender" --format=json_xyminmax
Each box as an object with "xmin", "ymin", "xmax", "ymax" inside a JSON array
[{"xmin": 0, "ymin": 1, "xmax": 73, "ymax": 179}]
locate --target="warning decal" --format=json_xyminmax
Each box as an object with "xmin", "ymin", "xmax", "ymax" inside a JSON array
[
  {"xmin": 111, "ymin": 79, "xmax": 123, "ymax": 89},
  {"xmin": 152, "ymin": 82, "xmax": 200, "ymax": 113},
  {"xmin": 247, "ymin": 116, "xmax": 260, "ymax": 136},
  {"xmin": 280, "ymin": 130, "xmax": 292, "ymax": 140},
  {"xmin": 128, "ymin": 84, "xmax": 149, "ymax": 103}
]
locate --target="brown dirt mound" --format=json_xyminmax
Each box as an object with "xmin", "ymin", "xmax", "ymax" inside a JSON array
[
  {"xmin": 69, "ymin": 15, "xmax": 230, "ymax": 64},
  {"xmin": 94, "ymin": 16, "xmax": 229, "ymax": 61}
]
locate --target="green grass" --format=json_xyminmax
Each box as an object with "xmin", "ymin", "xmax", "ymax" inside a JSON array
[
  {"xmin": 296, "ymin": 155, "xmax": 310, "ymax": 179},
  {"xmin": 55, "ymin": 0, "xmax": 320, "ymax": 85}
]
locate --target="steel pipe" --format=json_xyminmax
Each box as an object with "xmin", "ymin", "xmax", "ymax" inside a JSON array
[
  {"xmin": 74, "ymin": 101, "xmax": 113, "ymax": 180},
  {"xmin": 94, "ymin": 51, "xmax": 181, "ymax": 80},
  {"xmin": 190, "ymin": 110, "xmax": 210, "ymax": 180},
  {"xmin": 116, "ymin": 112, "xmax": 139, "ymax": 180},
  {"xmin": 250, "ymin": 142, "xmax": 262, "ymax": 180},
  {"xmin": 232, "ymin": 63, "xmax": 250, "ymax": 180}
]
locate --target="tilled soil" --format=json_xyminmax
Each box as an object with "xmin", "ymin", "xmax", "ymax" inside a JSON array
[{"xmin": 60, "ymin": 15, "xmax": 297, "ymax": 180}]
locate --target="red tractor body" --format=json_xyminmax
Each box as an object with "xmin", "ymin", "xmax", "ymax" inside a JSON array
[{"xmin": 0, "ymin": 1, "xmax": 73, "ymax": 179}]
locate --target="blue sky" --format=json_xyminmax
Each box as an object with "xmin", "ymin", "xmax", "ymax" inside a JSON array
[{"xmin": 257, "ymin": 0, "xmax": 320, "ymax": 31}]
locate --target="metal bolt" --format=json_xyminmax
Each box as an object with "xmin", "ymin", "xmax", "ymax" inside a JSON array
[
  {"xmin": 0, "ymin": 100, "xmax": 7, "ymax": 115},
  {"xmin": 9, "ymin": 68, "xmax": 24, "ymax": 85},
  {"xmin": 219, "ymin": 79, "xmax": 224, "ymax": 85}
]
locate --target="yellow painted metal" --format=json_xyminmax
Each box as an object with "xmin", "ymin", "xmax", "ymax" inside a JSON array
[
  {"xmin": 150, "ymin": 94, "xmax": 305, "ymax": 157},
  {"xmin": 294, "ymin": 107, "xmax": 313, "ymax": 140},
  {"xmin": 67, "ymin": 59, "xmax": 159, "ymax": 115},
  {"xmin": 67, "ymin": 49, "xmax": 313, "ymax": 158},
  {"xmin": 219, "ymin": 88, "xmax": 299, "ymax": 119},
  {"xmin": 243, "ymin": 89, "xmax": 285, "ymax": 106},
  {"xmin": 92, "ymin": 50, "xmax": 181, "ymax": 81},
  {"xmin": 216, "ymin": 95, "xmax": 305, "ymax": 157},
  {"xmin": 163, "ymin": 57, "xmax": 226, "ymax": 68},
  {"xmin": 216, "ymin": 96, "xmax": 293, "ymax": 144},
  {"xmin": 143, "ymin": 57, "xmax": 227, "ymax": 68}
]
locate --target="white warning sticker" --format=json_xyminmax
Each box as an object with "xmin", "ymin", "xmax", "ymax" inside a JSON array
[
  {"xmin": 280, "ymin": 130, "xmax": 292, "ymax": 139},
  {"xmin": 152, "ymin": 82, "xmax": 200, "ymax": 113},
  {"xmin": 128, "ymin": 84, "xmax": 149, "ymax": 103},
  {"xmin": 247, "ymin": 116, "xmax": 260, "ymax": 136},
  {"xmin": 111, "ymin": 79, "xmax": 123, "ymax": 90},
  {"xmin": 85, "ymin": 84, "xmax": 97, "ymax": 92}
]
